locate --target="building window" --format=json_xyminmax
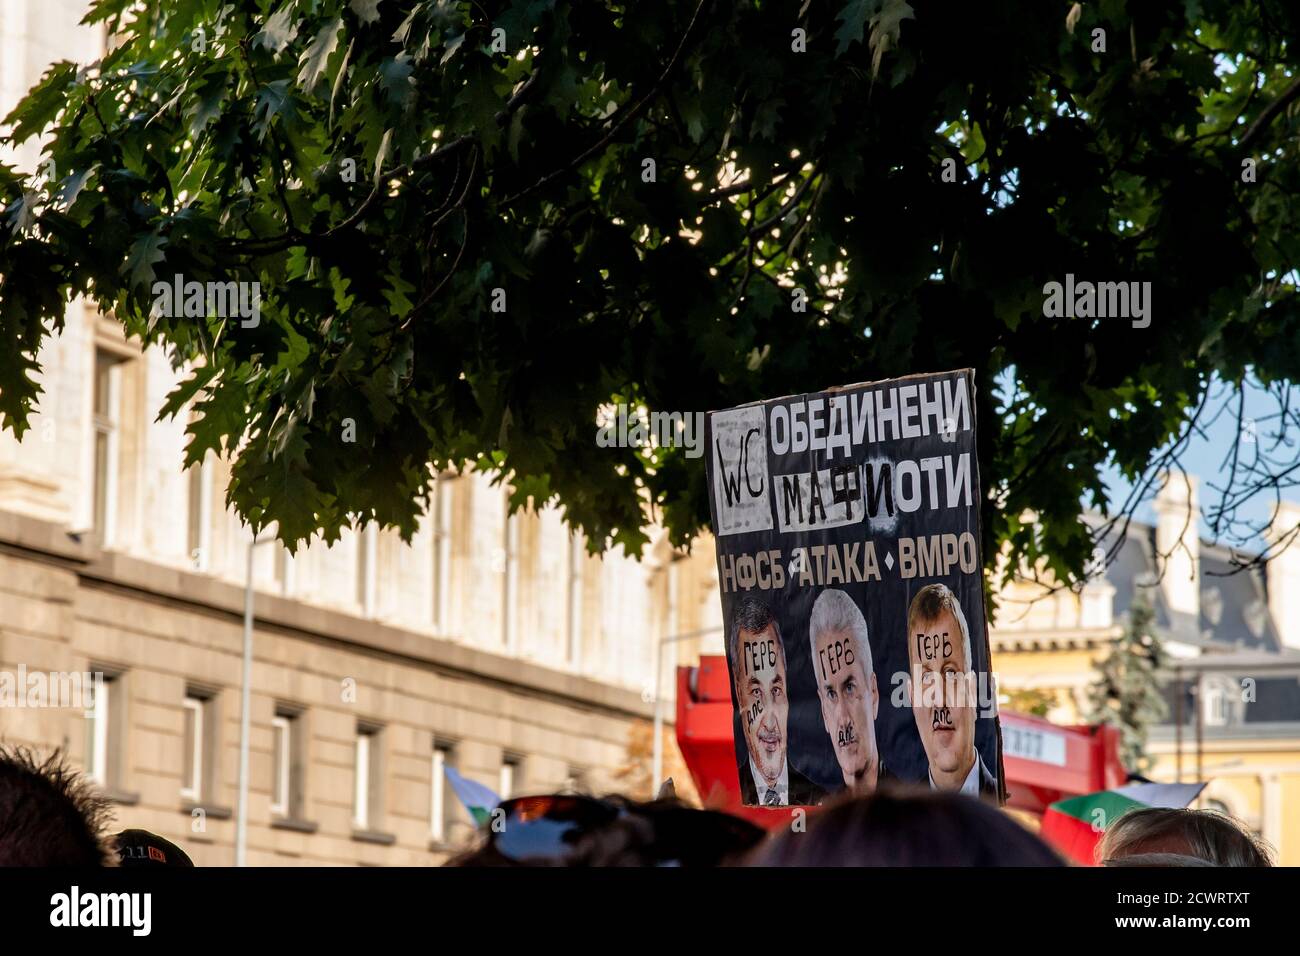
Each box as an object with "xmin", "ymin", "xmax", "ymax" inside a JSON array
[
  {"xmin": 181, "ymin": 688, "xmax": 218, "ymax": 804},
  {"xmin": 87, "ymin": 670, "xmax": 125, "ymax": 789},
  {"xmin": 503, "ymin": 494, "xmax": 519, "ymax": 650},
  {"xmin": 356, "ymin": 526, "xmax": 377, "ymax": 616},
  {"xmin": 273, "ymin": 545, "xmax": 295, "ymax": 596},
  {"xmin": 186, "ymin": 457, "xmax": 212, "ymax": 571},
  {"xmin": 271, "ymin": 715, "xmax": 290, "ymax": 816},
  {"xmin": 271, "ymin": 707, "xmax": 304, "ymax": 818},
  {"xmin": 92, "ymin": 351, "xmax": 123, "ymax": 544},
  {"xmin": 1201, "ymin": 676, "xmax": 1242, "ymax": 728},
  {"xmin": 431, "ymin": 741, "xmax": 455, "ymax": 843},
  {"xmin": 181, "ymin": 695, "xmax": 204, "ymax": 801},
  {"xmin": 499, "ymin": 754, "xmax": 521, "ymax": 801},
  {"xmin": 353, "ymin": 723, "xmax": 382, "ymax": 829},
  {"xmin": 567, "ymin": 532, "xmax": 584, "ymax": 666},
  {"xmin": 87, "ymin": 676, "xmax": 112, "ymax": 786},
  {"xmin": 431, "ymin": 478, "xmax": 453, "ymax": 632}
]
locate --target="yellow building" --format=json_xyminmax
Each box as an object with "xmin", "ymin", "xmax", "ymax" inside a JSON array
[{"xmin": 992, "ymin": 475, "xmax": 1300, "ymax": 864}]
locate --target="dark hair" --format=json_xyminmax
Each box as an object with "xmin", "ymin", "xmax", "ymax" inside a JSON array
[
  {"xmin": 0, "ymin": 745, "xmax": 114, "ymax": 866},
  {"xmin": 446, "ymin": 794, "xmax": 764, "ymax": 867},
  {"xmin": 746, "ymin": 786, "xmax": 1064, "ymax": 866},
  {"xmin": 729, "ymin": 595, "xmax": 784, "ymax": 674}
]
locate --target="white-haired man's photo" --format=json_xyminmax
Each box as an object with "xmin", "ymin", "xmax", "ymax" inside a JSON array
[{"xmin": 808, "ymin": 588, "xmax": 885, "ymax": 793}]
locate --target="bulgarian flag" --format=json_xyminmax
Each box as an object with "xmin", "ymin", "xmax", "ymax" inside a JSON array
[
  {"xmin": 1041, "ymin": 781, "xmax": 1207, "ymax": 865},
  {"xmin": 444, "ymin": 766, "xmax": 501, "ymax": 826}
]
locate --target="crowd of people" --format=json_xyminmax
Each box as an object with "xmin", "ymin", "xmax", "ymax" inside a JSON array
[{"xmin": 0, "ymin": 744, "xmax": 1273, "ymax": 867}]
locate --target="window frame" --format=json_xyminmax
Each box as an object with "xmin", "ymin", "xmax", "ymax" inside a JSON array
[
  {"xmin": 352, "ymin": 722, "xmax": 384, "ymax": 831},
  {"xmin": 431, "ymin": 477, "xmax": 454, "ymax": 632},
  {"xmin": 181, "ymin": 694, "xmax": 205, "ymax": 801},
  {"xmin": 91, "ymin": 351, "xmax": 123, "ymax": 545},
  {"xmin": 88, "ymin": 674, "xmax": 112, "ymax": 786},
  {"xmin": 430, "ymin": 741, "xmax": 456, "ymax": 844},
  {"xmin": 186, "ymin": 457, "xmax": 213, "ymax": 571},
  {"xmin": 356, "ymin": 526, "xmax": 377, "ymax": 616},
  {"xmin": 499, "ymin": 754, "xmax": 521, "ymax": 802},
  {"xmin": 271, "ymin": 714, "xmax": 292, "ymax": 817}
]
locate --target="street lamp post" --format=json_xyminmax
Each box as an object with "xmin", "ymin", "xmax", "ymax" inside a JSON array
[{"xmin": 651, "ymin": 627, "xmax": 723, "ymax": 792}]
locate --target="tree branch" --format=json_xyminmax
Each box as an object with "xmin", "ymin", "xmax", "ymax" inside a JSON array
[
  {"xmin": 499, "ymin": 0, "xmax": 713, "ymax": 208},
  {"xmin": 1239, "ymin": 75, "xmax": 1300, "ymax": 150}
]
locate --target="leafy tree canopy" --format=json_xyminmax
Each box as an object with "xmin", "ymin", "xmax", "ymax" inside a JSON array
[{"xmin": 2, "ymin": 0, "xmax": 1299, "ymax": 594}]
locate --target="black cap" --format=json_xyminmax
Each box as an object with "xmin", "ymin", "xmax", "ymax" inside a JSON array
[{"xmin": 114, "ymin": 829, "xmax": 195, "ymax": 867}]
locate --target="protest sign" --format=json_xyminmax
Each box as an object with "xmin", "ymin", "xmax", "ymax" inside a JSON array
[{"xmin": 704, "ymin": 369, "xmax": 1002, "ymax": 806}]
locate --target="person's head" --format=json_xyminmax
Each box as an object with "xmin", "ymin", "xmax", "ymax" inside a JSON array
[
  {"xmin": 729, "ymin": 596, "xmax": 789, "ymax": 787},
  {"xmin": 808, "ymin": 589, "xmax": 879, "ymax": 792},
  {"xmin": 1102, "ymin": 852, "xmax": 1215, "ymax": 867},
  {"xmin": 446, "ymin": 793, "xmax": 765, "ymax": 867},
  {"xmin": 747, "ymin": 786, "xmax": 1063, "ymax": 866},
  {"xmin": 0, "ymin": 745, "xmax": 114, "ymax": 866},
  {"xmin": 906, "ymin": 583, "xmax": 976, "ymax": 786},
  {"xmin": 1099, "ymin": 808, "xmax": 1273, "ymax": 867}
]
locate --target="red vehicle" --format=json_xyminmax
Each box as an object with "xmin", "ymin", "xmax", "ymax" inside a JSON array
[{"xmin": 675, "ymin": 655, "xmax": 1125, "ymax": 828}]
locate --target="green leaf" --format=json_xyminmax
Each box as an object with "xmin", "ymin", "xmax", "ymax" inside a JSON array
[
  {"xmin": 330, "ymin": 268, "xmax": 356, "ymax": 313},
  {"xmin": 188, "ymin": 375, "xmax": 250, "ymax": 459},
  {"xmin": 159, "ymin": 364, "xmax": 220, "ymax": 422},
  {"xmin": 869, "ymin": 0, "xmax": 915, "ymax": 78},
  {"xmin": 440, "ymin": 32, "xmax": 466, "ymax": 66},
  {"xmin": 121, "ymin": 231, "xmax": 168, "ymax": 290},
  {"xmin": 269, "ymin": 317, "xmax": 309, "ymax": 374},
  {"xmin": 834, "ymin": 0, "xmax": 880, "ymax": 58},
  {"xmin": 257, "ymin": 3, "xmax": 300, "ymax": 54},
  {"xmin": 83, "ymin": 0, "xmax": 136, "ymax": 27},
  {"xmin": 257, "ymin": 456, "xmax": 331, "ymax": 546},
  {"xmin": 0, "ymin": 341, "xmax": 41, "ymax": 436},
  {"xmin": 378, "ymin": 54, "xmax": 414, "ymax": 108},
  {"xmin": 188, "ymin": 80, "xmax": 226, "ymax": 137},
  {"xmin": 254, "ymin": 79, "xmax": 291, "ymax": 139},
  {"xmin": 350, "ymin": 0, "xmax": 384, "ymax": 25},
  {"xmin": 3, "ymin": 62, "xmax": 77, "ymax": 143},
  {"xmin": 373, "ymin": 127, "xmax": 394, "ymax": 183},
  {"xmin": 57, "ymin": 165, "xmax": 99, "ymax": 208},
  {"xmin": 383, "ymin": 272, "xmax": 416, "ymax": 317},
  {"xmin": 4, "ymin": 191, "xmax": 40, "ymax": 235},
  {"xmin": 298, "ymin": 17, "xmax": 344, "ymax": 91},
  {"xmin": 330, "ymin": 38, "xmax": 355, "ymax": 124}
]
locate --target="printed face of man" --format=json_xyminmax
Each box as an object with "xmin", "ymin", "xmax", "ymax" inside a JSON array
[
  {"xmin": 812, "ymin": 626, "xmax": 878, "ymax": 792},
  {"xmin": 908, "ymin": 607, "xmax": 976, "ymax": 786},
  {"xmin": 735, "ymin": 623, "xmax": 788, "ymax": 787}
]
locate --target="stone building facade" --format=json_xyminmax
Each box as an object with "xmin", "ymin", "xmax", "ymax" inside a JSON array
[{"xmin": 0, "ymin": 294, "xmax": 726, "ymax": 865}]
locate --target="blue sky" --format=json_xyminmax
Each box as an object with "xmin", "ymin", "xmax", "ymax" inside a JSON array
[{"xmin": 1093, "ymin": 376, "xmax": 1300, "ymax": 553}]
